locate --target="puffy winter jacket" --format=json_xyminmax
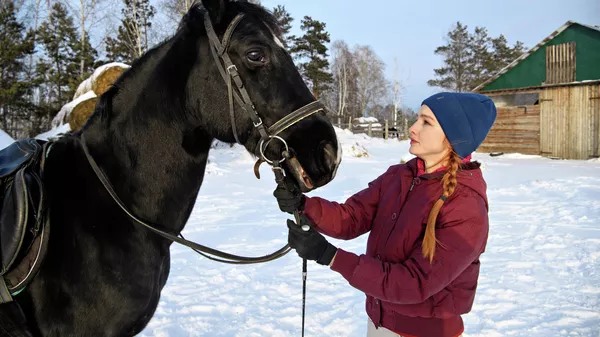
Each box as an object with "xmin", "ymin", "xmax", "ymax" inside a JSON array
[{"xmin": 302, "ymin": 158, "xmax": 489, "ymax": 337}]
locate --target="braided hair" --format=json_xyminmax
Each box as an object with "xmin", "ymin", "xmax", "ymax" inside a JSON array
[{"xmin": 422, "ymin": 150, "xmax": 462, "ymax": 263}]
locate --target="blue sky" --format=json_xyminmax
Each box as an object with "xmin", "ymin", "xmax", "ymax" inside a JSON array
[{"xmin": 260, "ymin": 0, "xmax": 599, "ymax": 110}]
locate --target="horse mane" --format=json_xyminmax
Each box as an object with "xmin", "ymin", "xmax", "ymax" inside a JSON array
[{"xmin": 85, "ymin": 0, "xmax": 282, "ymax": 131}]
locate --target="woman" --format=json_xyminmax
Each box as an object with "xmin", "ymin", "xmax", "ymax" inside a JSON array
[{"xmin": 274, "ymin": 92, "xmax": 497, "ymax": 337}]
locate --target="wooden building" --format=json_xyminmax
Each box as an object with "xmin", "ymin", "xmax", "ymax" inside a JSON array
[{"xmin": 473, "ymin": 21, "xmax": 600, "ymax": 159}]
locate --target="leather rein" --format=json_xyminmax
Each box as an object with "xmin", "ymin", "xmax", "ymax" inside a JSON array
[{"xmin": 79, "ymin": 9, "xmax": 326, "ymax": 265}]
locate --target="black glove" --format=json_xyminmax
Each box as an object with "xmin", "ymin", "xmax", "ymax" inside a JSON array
[
  {"xmin": 287, "ymin": 214, "xmax": 337, "ymax": 266},
  {"xmin": 273, "ymin": 175, "xmax": 305, "ymax": 214}
]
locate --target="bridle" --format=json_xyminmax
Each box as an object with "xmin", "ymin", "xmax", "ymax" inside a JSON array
[
  {"xmin": 203, "ymin": 11, "xmax": 326, "ymax": 169},
  {"xmin": 79, "ymin": 8, "xmax": 325, "ymax": 264}
]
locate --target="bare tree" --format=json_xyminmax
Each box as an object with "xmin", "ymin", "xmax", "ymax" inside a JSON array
[
  {"xmin": 331, "ymin": 40, "xmax": 352, "ymax": 125},
  {"xmin": 353, "ymin": 45, "xmax": 390, "ymax": 118},
  {"xmin": 64, "ymin": 0, "xmax": 110, "ymax": 73},
  {"xmin": 105, "ymin": 0, "xmax": 155, "ymax": 63},
  {"xmin": 160, "ymin": 0, "xmax": 193, "ymax": 25}
]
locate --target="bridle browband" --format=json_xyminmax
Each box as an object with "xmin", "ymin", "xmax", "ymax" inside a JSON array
[{"xmin": 78, "ymin": 8, "xmax": 325, "ymax": 265}]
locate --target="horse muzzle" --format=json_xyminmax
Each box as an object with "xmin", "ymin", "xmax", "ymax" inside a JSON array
[{"xmin": 253, "ymin": 151, "xmax": 314, "ymax": 192}]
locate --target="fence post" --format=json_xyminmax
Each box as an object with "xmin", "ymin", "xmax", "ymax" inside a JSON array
[
  {"xmin": 348, "ymin": 116, "xmax": 352, "ymax": 131},
  {"xmin": 385, "ymin": 120, "xmax": 389, "ymax": 140},
  {"xmin": 368, "ymin": 122, "xmax": 372, "ymax": 137}
]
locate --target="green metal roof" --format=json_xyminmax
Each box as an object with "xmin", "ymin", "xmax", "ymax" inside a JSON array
[{"xmin": 473, "ymin": 21, "xmax": 600, "ymax": 92}]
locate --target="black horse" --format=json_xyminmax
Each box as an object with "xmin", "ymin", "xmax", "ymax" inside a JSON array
[{"xmin": 4, "ymin": 0, "xmax": 340, "ymax": 335}]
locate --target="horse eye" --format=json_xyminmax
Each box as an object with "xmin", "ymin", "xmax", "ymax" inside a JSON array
[{"xmin": 246, "ymin": 50, "xmax": 266, "ymax": 63}]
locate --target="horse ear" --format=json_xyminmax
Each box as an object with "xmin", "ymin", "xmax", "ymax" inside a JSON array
[{"xmin": 201, "ymin": 0, "xmax": 227, "ymax": 23}]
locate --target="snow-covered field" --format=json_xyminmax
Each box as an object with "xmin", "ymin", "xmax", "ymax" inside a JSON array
[
  {"xmin": 3, "ymin": 128, "xmax": 598, "ymax": 336},
  {"xmin": 137, "ymin": 129, "xmax": 600, "ymax": 337}
]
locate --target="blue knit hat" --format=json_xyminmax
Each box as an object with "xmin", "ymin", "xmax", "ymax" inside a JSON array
[{"xmin": 421, "ymin": 92, "xmax": 497, "ymax": 158}]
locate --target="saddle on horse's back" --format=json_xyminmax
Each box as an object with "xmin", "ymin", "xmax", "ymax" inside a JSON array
[{"xmin": 0, "ymin": 139, "xmax": 50, "ymax": 303}]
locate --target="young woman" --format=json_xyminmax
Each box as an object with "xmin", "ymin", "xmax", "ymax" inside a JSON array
[{"xmin": 275, "ymin": 92, "xmax": 497, "ymax": 337}]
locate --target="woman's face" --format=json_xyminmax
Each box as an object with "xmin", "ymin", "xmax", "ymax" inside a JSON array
[{"xmin": 408, "ymin": 105, "xmax": 449, "ymax": 161}]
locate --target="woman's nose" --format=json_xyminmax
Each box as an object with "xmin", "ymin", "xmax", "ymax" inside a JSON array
[{"xmin": 408, "ymin": 123, "xmax": 417, "ymax": 136}]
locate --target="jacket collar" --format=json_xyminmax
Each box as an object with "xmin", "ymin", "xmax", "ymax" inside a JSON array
[{"xmin": 406, "ymin": 157, "xmax": 481, "ymax": 180}]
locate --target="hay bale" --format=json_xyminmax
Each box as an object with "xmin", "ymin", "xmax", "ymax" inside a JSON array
[
  {"xmin": 68, "ymin": 96, "xmax": 98, "ymax": 131},
  {"xmin": 52, "ymin": 90, "xmax": 97, "ymax": 128},
  {"xmin": 92, "ymin": 66, "xmax": 126, "ymax": 96}
]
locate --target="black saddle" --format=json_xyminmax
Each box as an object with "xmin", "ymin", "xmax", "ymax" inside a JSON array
[{"xmin": 0, "ymin": 139, "xmax": 50, "ymax": 303}]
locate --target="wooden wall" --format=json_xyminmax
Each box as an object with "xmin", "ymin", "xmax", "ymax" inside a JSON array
[
  {"xmin": 545, "ymin": 42, "xmax": 576, "ymax": 84},
  {"xmin": 478, "ymin": 105, "xmax": 541, "ymax": 155},
  {"xmin": 540, "ymin": 83, "xmax": 600, "ymax": 159}
]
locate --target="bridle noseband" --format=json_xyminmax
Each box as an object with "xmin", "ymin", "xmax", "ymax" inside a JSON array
[{"xmin": 203, "ymin": 11, "xmax": 326, "ymax": 163}]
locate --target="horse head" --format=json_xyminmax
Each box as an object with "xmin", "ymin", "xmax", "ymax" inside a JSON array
[{"xmin": 185, "ymin": 0, "xmax": 341, "ymax": 191}]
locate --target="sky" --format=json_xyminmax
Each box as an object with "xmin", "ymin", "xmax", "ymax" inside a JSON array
[{"xmin": 259, "ymin": 0, "xmax": 599, "ymax": 111}]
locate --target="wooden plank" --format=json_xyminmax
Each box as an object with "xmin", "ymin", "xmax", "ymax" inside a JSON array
[
  {"xmin": 485, "ymin": 131, "xmax": 540, "ymax": 137},
  {"xmin": 479, "ymin": 143, "xmax": 540, "ymax": 149},
  {"xmin": 545, "ymin": 42, "xmax": 576, "ymax": 85},
  {"xmin": 592, "ymin": 85, "xmax": 600, "ymax": 157},
  {"xmin": 480, "ymin": 103, "xmax": 541, "ymax": 155}
]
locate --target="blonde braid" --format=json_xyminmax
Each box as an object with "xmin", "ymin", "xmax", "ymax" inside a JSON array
[{"xmin": 422, "ymin": 151, "xmax": 461, "ymax": 263}]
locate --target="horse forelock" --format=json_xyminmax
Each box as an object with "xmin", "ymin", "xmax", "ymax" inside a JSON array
[{"xmin": 178, "ymin": 1, "xmax": 282, "ymax": 39}]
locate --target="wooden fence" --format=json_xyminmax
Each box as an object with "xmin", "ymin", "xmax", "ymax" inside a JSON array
[{"xmin": 333, "ymin": 117, "xmax": 408, "ymax": 140}]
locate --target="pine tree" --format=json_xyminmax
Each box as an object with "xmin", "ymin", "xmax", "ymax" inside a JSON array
[
  {"xmin": 272, "ymin": 5, "xmax": 295, "ymax": 49},
  {"xmin": 36, "ymin": 2, "xmax": 80, "ymax": 115},
  {"xmin": 467, "ymin": 27, "xmax": 493, "ymax": 90},
  {"xmin": 106, "ymin": 0, "xmax": 156, "ymax": 63},
  {"xmin": 290, "ymin": 16, "xmax": 333, "ymax": 98},
  {"xmin": 0, "ymin": 1, "xmax": 34, "ymax": 135},
  {"xmin": 490, "ymin": 35, "xmax": 525, "ymax": 74},
  {"xmin": 429, "ymin": 22, "xmax": 526, "ymax": 92},
  {"xmin": 428, "ymin": 21, "xmax": 472, "ymax": 92}
]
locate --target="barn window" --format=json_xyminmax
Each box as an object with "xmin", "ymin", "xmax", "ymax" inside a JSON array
[
  {"xmin": 489, "ymin": 93, "xmax": 539, "ymax": 108},
  {"xmin": 545, "ymin": 42, "xmax": 576, "ymax": 84}
]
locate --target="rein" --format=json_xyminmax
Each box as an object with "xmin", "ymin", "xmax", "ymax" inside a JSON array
[{"xmin": 80, "ymin": 136, "xmax": 291, "ymax": 264}]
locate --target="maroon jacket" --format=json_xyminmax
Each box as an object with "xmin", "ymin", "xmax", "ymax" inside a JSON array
[{"xmin": 302, "ymin": 158, "xmax": 489, "ymax": 337}]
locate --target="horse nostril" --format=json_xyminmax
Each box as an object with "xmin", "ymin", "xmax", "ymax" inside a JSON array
[{"xmin": 320, "ymin": 141, "xmax": 338, "ymax": 173}]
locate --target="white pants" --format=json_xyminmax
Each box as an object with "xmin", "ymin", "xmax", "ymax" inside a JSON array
[
  {"xmin": 367, "ymin": 319, "xmax": 400, "ymax": 336},
  {"xmin": 367, "ymin": 318, "xmax": 463, "ymax": 337}
]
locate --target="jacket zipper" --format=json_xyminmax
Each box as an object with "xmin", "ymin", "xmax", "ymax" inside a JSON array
[
  {"xmin": 380, "ymin": 176, "xmax": 421, "ymax": 256},
  {"xmin": 409, "ymin": 176, "xmax": 421, "ymax": 191}
]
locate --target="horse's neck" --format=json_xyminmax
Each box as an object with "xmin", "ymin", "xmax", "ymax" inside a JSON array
[
  {"xmin": 93, "ymin": 127, "xmax": 208, "ymax": 230},
  {"xmin": 59, "ymin": 109, "xmax": 212, "ymax": 240},
  {"xmin": 50, "ymin": 38, "xmax": 215, "ymax": 234}
]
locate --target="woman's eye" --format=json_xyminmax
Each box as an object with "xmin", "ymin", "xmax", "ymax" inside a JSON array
[{"xmin": 247, "ymin": 51, "xmax": 266, "ymax": 63}]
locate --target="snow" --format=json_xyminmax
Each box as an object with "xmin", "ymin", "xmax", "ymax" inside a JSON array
[
  {"xmin": 352, "ymin": 117, "xmax": 383, "ymax": 130},
  {"xmin": 353, "ymin": 117, "xmax": 379, "ymax": 124},
  {"xmin": 53, "ymin": 62, "xmax": 130, "ymax": 129},
  {"xmin": 36, "ymin": 123, "xmax": 71, "ymax": 141},
  {"xmin": 0, "ymin": 129, "xmax": 14, "ymax": 150},
  {"xmin": 113, "ymin": 127, "xmax": 598, "ymax": 336}
]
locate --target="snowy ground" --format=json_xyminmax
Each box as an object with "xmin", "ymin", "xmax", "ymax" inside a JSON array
[
  {"xmin": 3, "ymin": 127, "xmax": 598, "ymax": 336},
  {"xmin": 132, "ymin": 129, "xmax": 600, "ymax": 337}
]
